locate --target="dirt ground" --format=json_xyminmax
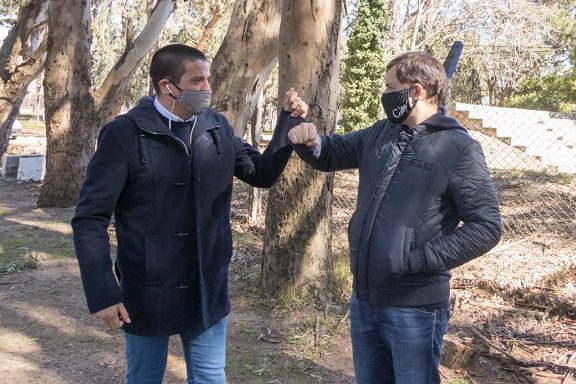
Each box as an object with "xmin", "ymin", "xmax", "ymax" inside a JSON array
[
  {"xmin": 1, "ymin": 138, "xmax": 576, "ymax": 383},
  {"xmin": 0, "ymin": 178, "xmax": 357, "ymax": 384}
]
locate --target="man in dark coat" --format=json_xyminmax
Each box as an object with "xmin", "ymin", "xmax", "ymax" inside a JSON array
[
  {"xmin": 72, "ymin": 44, "xmax": 308, "ymax": 383},
  {"xmin": 288, "ymin": 51, "xmax": 501, "ymax": 384}
]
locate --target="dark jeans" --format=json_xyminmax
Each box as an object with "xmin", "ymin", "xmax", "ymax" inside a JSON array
[{"xmin": 350, "ymin": 292, "xmax": 449, "ymax": 384}]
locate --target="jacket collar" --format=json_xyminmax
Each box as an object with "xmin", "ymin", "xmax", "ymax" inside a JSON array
[{"xmin": 417, "ymin": 106, "xmax": 466, "ymax": 133}]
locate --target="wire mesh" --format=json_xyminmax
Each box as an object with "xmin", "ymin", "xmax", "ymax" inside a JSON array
[
  {"xmin": 449, "ymin": 103, "xmax": 576, "ymax": 239},
  {"xmin": 328, "ymin": 104, "xmax": 576, "ymax": 240},
  {"xmin": 233, "ymin": 103, "xmax": 576, "ymax": 246}
]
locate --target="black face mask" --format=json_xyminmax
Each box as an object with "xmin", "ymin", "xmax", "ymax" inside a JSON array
[{"xmin": 381, "ymin": 87, "xmax": 414, "ymax": 124}]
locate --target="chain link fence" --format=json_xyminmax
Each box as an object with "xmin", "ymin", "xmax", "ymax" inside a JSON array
[
  {"xmin": 329, "ymin": 103, "xmax": 576, "ymax": 242},
  {"xmin": 234, "ymin": 102, "xmax": 576, "ymax": 247},
  {"xmin": 450, "ymin": 103, "xmax": 576, "ymax": 239}
]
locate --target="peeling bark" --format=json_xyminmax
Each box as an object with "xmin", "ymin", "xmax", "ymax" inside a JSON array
[
  {"xmin": 261, "ymin": 0, "xmax": 342, "ymax": 295},
  {"xmin": 38, "ymin": 0, "xmax": 176, "ymax": 207},
  {"xmin": 248, "ymin": 92, "xmax": 264, "ymax": 223},
  {"xmin": 0, "ymin": 0, "xmax": 48, "ymax": 159},
  {"xmin": 210, "ymin": 0, "xmax": 282, "ymax": 137}
]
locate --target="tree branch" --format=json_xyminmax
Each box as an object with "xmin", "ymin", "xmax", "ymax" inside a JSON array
[
  {"xmin": 197, "ymin": 1, "xmax": 227, "ymax": 51},
  {"xmin": 0, "ymin": 0, "xmax": 48, "ymax": 77},
  {"xmin": 94, "ymin": 0, "xmax": 176, "ymax": 108}
]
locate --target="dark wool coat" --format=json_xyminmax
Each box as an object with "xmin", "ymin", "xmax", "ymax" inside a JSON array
[
  {"xmin": 294, "ymin": 108, "xmax": 501, "ymax": 307},
  {"xmin": 72, "ymin": 96, "xmax": 304, "ymax": 336}
]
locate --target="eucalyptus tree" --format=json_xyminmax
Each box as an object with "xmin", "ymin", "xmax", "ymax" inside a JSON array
[
  {"xmin": 261, "ymin": 0, "xmax": 343, "ymax": 296},
  {"xmin": 385, "ymin": 0, "xmax": 569, "ymax": 106},
  {"xmin": 38, "ymin": 0, "xmax": 176, "ymax": 207},
  {"xmin": 0, "ymin": 0, "xmax": 48, "ymax": 159},
  {"xmin": 209, "ymin": 0, "xmax": 282, "ymax": 137},
  {"xmin": 504, "ymin": 0, "xmax": 576, "ymax": 112},
  {"xmin": 91, "ymin": 0, "xmax": 232, "ymax": 110}
]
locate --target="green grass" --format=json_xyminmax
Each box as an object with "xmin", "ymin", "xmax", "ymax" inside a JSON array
[
  {"xmin": 448, "ymin": 379, "xmax": 469, "ymax": 384},
  {"xmin": 0, "ymin": 237, "xmax": 32, "ymax": 264},
  {"xmin": 328, "ymin": 255, "xmax": 354, "ymax": 299},
  {"xmin": 0, "ymin": 252, "xmax": 38, "ymax": 274},
  {"xmin": 0, "ymin": 225, "xmax": 75, "ymax": 273},
  {"xmin": 239, "ymin": 327, "xmax": 258, "ymax": 337},
  {"xmin": 18, "ymin": 113, "xmax": 46, "ymax": 134}
]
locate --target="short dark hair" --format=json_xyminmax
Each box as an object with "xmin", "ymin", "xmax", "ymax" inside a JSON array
[
  {"xmin": 149, "ymin": 44, "xmax": 207, "ymax": 94},
  {"xmin": 386, "ymin": 51, "xmax": 448, "ymax": 105}
]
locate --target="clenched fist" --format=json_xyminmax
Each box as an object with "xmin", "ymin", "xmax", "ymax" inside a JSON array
[{"xmin": 288, "ymin": 123, "xmax": 321, "ymax": 148}]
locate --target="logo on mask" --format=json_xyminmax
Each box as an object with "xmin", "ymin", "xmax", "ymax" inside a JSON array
[
  {"xmin": 381, "ymin": 87, "xmax": 413, "ymax": 124},
  {"xmin": 393, "ymin": 104, "xmax": 408, "ymax": 119}
]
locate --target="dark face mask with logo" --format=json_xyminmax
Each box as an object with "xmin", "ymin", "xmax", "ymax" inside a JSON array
[{"xmin": 381, "ymin": 87, "xmax": 415, "ymax": 124}]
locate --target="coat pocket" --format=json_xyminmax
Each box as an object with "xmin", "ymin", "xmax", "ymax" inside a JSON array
[
  {"xmin": 392, "ymin": 227, "xmax": 415, "ymax": 276},
  {"xmin": 348, "ymin": 212, "xmax": 360, "ymax": 275},
  {"xmin": 144, "ymin": 236, "xmax": 160, "ymax": 286},
  {"xmin": 403, "ymin": 227, "xmax": 415, "ymax": 258}
]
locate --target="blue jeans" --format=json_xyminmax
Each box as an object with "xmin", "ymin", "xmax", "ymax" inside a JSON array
[
  {"xmin": 350, "ymin": 292, "xmax": 449, "ymax": 384},
  {"xmin": 124, "ymin": 317, "xmax": 227, "ymax": 384}
]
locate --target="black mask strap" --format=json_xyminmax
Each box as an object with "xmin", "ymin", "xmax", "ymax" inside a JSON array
[{"xmin": 165, "ymin": 79, "xmax": 182, "ymax": 100}]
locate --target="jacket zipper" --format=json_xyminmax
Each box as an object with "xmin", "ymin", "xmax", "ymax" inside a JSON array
[
  {"xmin": 358, "ymin": 128, "xmax": 414, "ymax": 294},
  {"xmin": 139, "ymin": 127, "xmax": 190, "ymax": 155},
  {"xmin": 139, "ymin": 122, "xmax": 221, "ymax": 156},
  {"xmin": 139, "ymin": 122, "xmax": 221, "ymax": 291}
]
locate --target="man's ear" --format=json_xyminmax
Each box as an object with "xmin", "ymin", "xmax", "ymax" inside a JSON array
[
  {"xmin": 158, "ymin": 79, "xmax": 172, "ymax": 95},
  {"xmin": 412, "ymin": 83, "xmax": 425, "ymax": 100}
]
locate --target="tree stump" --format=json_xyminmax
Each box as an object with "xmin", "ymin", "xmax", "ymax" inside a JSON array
[{"xmin": 441, "ymin": 336, "xmax": 476, "ymax": 369}]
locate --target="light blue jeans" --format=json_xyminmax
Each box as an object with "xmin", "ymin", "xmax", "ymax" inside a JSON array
[
  {"xmin": 124, "ymin": 317, "xmax": 227, "ymax": 384},
  {"xmin": 350, "ymin": 292, "xmax": 449, "ymax": 384}
]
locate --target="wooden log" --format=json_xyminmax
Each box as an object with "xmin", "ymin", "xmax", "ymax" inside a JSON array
[{"xmin": 441, "ymin": 336, "xmax": 476, "ymax": 369}]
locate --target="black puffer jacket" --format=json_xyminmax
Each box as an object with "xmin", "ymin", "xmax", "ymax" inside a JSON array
[
  {"xmin": 72, "ymin": 96, "xmax": 304, "ymax": 336},
  {"xmin": 294, "ymin": 108, "xmax": 501, "ymax": 307}
]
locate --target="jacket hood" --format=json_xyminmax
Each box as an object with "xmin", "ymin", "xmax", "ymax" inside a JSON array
[
  {"xmin": 419, "ymin": 106, "xmax": 466, "ymax": 132},
  {"xmin": 124, "ymin": 96, "xmax": 165, "ymax": 130},
  {"xmin": 123, "ymin": 96, "xmax": 220, "ymax": 133}
]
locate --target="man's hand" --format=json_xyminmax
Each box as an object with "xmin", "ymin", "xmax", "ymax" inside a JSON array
[
  {"xmin": 288, "ymin": 123, "xmax": 321, "ymax": 148},
  {"xmin": 94, "ymin": 303, "xmax": 131, "ymax": 329},
  {"xmin": 283, "ymin": 87, "xmax": 308, "ymax": 118}
]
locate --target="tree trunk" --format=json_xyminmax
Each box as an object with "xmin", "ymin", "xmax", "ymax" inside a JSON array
[
  {"xmin": 0, "ymin": 0, "xmax": 48, "ymax": 159},
  {"xmin": 261, "ymin": 0, "xmax": 342, "ymax": 296},
  {"xmin": 210, "ymin": 0, "xmax": 281, "ymax": 137},
  {"xmin": 38, "ymin": 0, "xmax": 176, "ymax": 207},
  {"xmin": 38, "ymin": 0, "xmax": 95, "ymax": 207},
  {"xmin": 248, "ymin": 92, "xmax": 264, "ymax": 223}
]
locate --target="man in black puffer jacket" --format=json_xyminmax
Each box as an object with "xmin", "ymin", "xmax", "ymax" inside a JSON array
[
  {"xmin": 288, "ymin": 51, "xmax": 501, "ymax": 384},
  {"xmin": 72, "ymin": 44, "xmax": 308, "ymax": 384}
]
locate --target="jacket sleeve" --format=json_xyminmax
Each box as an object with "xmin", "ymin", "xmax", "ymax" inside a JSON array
[
  {"xmin": 71, "ymin": 123, "xmax": 128, "ymax": 313},
  {"xmin": 234, "ymin": 109, "xmax": 306, "ymax": 188},
  {"xmin": 292, "ymin": 128, "xmax": 366, "ymax": 172},
  {"xmin": 407, "ymin": 140, "xmax": 502, "ymax": 273}
]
